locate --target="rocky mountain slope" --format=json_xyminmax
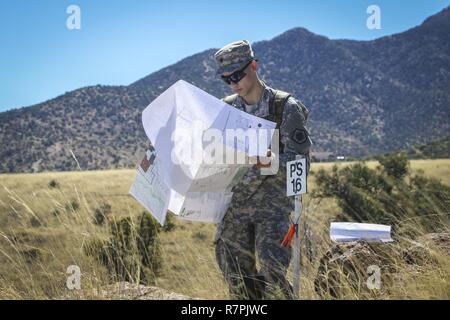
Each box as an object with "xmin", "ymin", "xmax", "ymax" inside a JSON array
[{"xmin": 0, "ymin": 7, "xmax": 449, "ymax": 173}]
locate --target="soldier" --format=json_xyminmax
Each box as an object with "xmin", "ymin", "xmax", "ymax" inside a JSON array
[{"xmin": 213, "ymin": 40, "xmax": 312, "ymax": 299}]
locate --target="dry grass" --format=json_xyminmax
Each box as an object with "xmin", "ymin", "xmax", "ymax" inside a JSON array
[
  {"xmin": 0, "ymin": 159, "xmax": 448, "ymax": 299},
  {"xmin": 311, "ymin": 159, "xmax": 450, "ymax": 185}
]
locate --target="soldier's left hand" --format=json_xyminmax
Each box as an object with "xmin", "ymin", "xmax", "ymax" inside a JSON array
[{"xmin": 256, "ymin": 150, "xmax": 272, "ymax": 169}]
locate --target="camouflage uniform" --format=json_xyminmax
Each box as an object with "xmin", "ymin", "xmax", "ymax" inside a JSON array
[{"xmin": 213, "ymin": 40, "xmax": 312, "ymax": 300}]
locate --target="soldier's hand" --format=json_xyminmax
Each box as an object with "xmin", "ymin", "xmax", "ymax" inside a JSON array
[{"xmin": 256, "ymin": 150, "xmax": 272, "ymax": 169}]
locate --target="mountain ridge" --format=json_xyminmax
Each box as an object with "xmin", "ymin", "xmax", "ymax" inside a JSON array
[{"xmin": 1, "ymin": 7, "xmax": 449, "ymax": 173}]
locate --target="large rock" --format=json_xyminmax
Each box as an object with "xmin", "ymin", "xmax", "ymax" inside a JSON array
[
  {"xmin": 64, "ymin": 282, "xmax": 196, "ymax": 300},
  {"xmin": 314, "ymin": 241, "xmax": 399, "ymax": 299},
  {"xmin": 314, "ymin": 233, "xmax": 450, "ymax": 299},
  {"xmin": 403, "ymin": 233, "xmax": 450, "ymax": 265}
]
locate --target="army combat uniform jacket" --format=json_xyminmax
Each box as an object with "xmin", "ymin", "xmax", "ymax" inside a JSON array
[
  {"xmin": 220, "ymin": 82, "xmax": 312, "ymax": 210},
  {"xmin": 214, "ymin": 82, "xmax": 312, "ymax": 299}
]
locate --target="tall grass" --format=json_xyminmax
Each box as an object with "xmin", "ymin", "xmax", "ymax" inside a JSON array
[{"xmin": 0, "ymin": 160, "xmax": 448, "ymax": 299}]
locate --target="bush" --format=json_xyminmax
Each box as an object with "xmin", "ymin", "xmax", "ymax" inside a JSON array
[
  {"xmin": 138, "ymin": 212, "xmax": 163, "ymax": 274},
  {"xmin": 65, "ymin": 200, "xmax": 79, "ymax": 212},
  {"xmin": 83, "ymin": 212, "xmax": 162, "ymax": 285},
  {"xmin": 93, "ymin": 203, "xmax": 112, "ymax": 226},
  {"xmin": 161, "ymin": 212, "xmax": 176, "ymax": 232},
  {"xmin": 20, "ymin": 248, "xmax": 44, "ymax": 264},
  {"xmin": 48, "ymin": 180, "xmax": 59, "ymax": 188},
  {"xmin": 192, "ymin": 231, "xmax": 207, "ymax": 241},
  {"xmin": 313, "ymin": 156, "xmax": 450, "ymax": 235},
  {"xmin": 378, "ymin": 152, "xmax": 409, "ymax": 179},
  {"xmin": 30, "ymin": 216, "xmax": 42, "ymax": 228}
]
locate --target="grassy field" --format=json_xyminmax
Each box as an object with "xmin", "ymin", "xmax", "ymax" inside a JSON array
[{"xmin": 0, "ymin": 159, "xmax": 448, "ymax": 299}]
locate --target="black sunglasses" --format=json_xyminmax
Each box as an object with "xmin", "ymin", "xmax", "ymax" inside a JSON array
[{"xmin": 220, "ymin": 60, "xmax": 253, "ymax": 85}]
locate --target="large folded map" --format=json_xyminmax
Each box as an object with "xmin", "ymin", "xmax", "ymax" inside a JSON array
[{"xmin": 129, "ymin": 80, "xmax": 276, "ymax": 224}]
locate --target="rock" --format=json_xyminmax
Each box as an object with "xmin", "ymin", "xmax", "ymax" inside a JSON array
[
  {"xmin": 314, "ymin": 233, "xmax": 450, "ymax": 299},
  {"xmin": 419, "ymin": 233, "xmax": 450, "ymax": 255},
  {"xmin": 64, "ymin": 282, "xmax": 197, "ymax": 300},
  {"xmin": 314, "ymin": 241, "xmax": 399, "ymax": 299},
  {"xmin": 403, "ymin": 233, "xmax": 450, "ymax": 265},
  {"xmin": 103, "ymin": 282, "xmax": 196, "ymax": 300}
]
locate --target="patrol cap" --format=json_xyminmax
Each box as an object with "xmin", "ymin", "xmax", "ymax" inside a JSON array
[{"xmin": 214, "ymin": 40, "xmax": 256, "ymax": 75}]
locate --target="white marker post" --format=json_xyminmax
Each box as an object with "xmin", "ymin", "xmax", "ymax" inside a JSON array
[{"xmin": 286, "ymin": 155, "xmax": 307, "ymax": 299}]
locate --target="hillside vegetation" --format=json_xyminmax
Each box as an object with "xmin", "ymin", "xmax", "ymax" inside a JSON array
[
  {"xmin": 1, "ymin": 7, "xmax": 449, "ymax": 173},
  {"xmin": 0, "ymin": 159, "xmax": 448, "ymax": 299}
]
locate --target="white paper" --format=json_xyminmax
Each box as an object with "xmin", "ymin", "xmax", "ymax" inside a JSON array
[
  {"xmin": 330, "ymin": 222, "xmax": 393, "ymax": 243},
  {"xmin": 286, "ymin": 158, "xmax": 307, "ymax": 196},
  {"xmin": 130, "ymin": 80, "xmax": 276, "ymax": 224},
  {"xmin": 224, "ymin": 108, "xmax": 276, "ymax": 157},
  {"xmin": 129, "ymin": 148, "xmax": 170, "ymax": 225},
  {"xmin": 178, "ymin": 192, "xmax": 234, "ymax": 223}
]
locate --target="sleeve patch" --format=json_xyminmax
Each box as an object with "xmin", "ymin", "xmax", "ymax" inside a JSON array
[{"xmin": 291, "ymin": 129, "xmax": 307, "ymax": 145}]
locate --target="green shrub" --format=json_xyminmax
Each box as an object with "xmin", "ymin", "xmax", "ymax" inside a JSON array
[
  {"xmin": 83, "ymin": 212, "xmax": 162, "ymax": 285},
  {"xmin": 161, "ymin": 212, "xmax": 176, "ymax": 232},
  {"xmin": 20, "ymin": 248, "xmax": 44, "ymax": 264},
  {"xmin": 192, "ymin": 231, "xmax": 207, "ymax": 241},
  {"xmin": 30, "ymin": 216, "xmax": 42, "ymax": 228},
  {"xmin": 93, "ymin": 203, "xmax": 112, "ymax": 226},
  {"xmin": 48, "ymin": 180, "xmax": 59, "ymax": 188},
  {"xmin": 378, "ymin": 152, "xmax": 409, "ymax": 179},
  {"xmin": 138, "ymin": 212, "xmax": 163, "ymax": 274},
  {"xmin": 65, "ymin": 200, "xmax": 79, "ymax": 212},
  {"xmin": 313, "ymin": 156, "xmax": 450, "ymax": 235}
]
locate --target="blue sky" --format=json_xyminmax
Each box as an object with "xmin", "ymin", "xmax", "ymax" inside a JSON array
[{"xmin": 0, "ymin": 0, "xmax": 449, "ymax": 112}]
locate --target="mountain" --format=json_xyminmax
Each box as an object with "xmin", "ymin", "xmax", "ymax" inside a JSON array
[
  {"xmin": 1, "ymin": 7, "xmax": 449, "ymax": 173},
  {"xmin": 383, "ymin": 136, "xmax": 450, "ymax": 159}
]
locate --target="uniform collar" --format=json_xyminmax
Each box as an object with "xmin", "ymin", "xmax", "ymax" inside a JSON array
[{"xmin": 234, "ymin": 81, "xmax": 272, "ymax": 118}]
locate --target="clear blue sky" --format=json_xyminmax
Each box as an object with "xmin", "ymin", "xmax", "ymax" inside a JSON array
[{"xmin": 1, "ymin": 0, "xmax": 449, "ymax": 112}]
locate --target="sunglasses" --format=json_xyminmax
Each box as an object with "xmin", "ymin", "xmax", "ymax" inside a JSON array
[{"xmin": 220, "ymin": 60, "xmax": 253, "ymax": 85}]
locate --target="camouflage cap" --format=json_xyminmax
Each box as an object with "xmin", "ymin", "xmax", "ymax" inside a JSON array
[{"xmin": 214, "ymin": 40, "xmax": 256, "ymax": 75}]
